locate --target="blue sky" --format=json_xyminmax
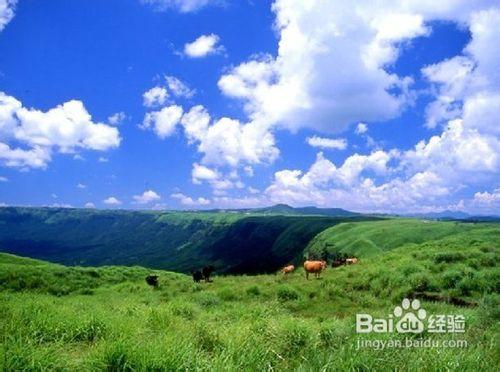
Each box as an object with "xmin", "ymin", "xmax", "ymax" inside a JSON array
[{"xmin": 0, "ymin": 0, "xmax": 499, "ymax": 214}]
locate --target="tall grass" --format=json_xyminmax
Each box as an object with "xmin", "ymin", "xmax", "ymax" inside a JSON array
[{"xmin": 0, "ymin": 222, "xmax": 499, "ymax": 370}]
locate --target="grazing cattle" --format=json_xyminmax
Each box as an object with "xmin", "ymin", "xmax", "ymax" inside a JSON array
[
  {"xmin": 303, "ymin": 260, "xmax": 327, "ymax": 279},
  {"xmin": 202, "ymin": 265, "xmax": 215, "ymax": 282},
  {"xmin": 281, "ymin": 264, "xmax": 295, "ymax": 276},
  {"xmin": 346, "ymin": 257, "xmax": 359, "ymax": 265},
  {"xmin": 145, "ymin": 274, "xmax": 159, "ymax": 288},
  {"xmin": 192, "ymin": 270, "xmax": 203, "ymax": 283},
  {"xmin": 332, "ymin": 259, "xmax": 346, "ymax": 268}
]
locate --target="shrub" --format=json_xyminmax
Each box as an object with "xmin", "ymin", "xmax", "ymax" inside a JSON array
[
  {"xmin": 97, "ymin": 342, "xmax": 137, "ymax": 371},
  {"xmin": 441, "ymin": 270, "xmax": 462, "ymax": 289},
  {"xmin": 433, "ymin": 252, "xmax": 466, "ymax": 263},
  {"xmin": 277, "ymin": 286, "xmax": 299, "ymax": 301},
  {"xmin": 246, "ymin": 285, "xmax": 261, "ymax": 296},
  {"xmin": 279, "ymin": 321, "xmax": 311, "ymax": 355}
]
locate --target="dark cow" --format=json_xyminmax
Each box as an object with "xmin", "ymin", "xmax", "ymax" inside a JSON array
[
  {"xmin": 192, "ymin": 270, "xmax": 203, "ymax": 283},
  {"xmin": 146, "ymin": 274, "xmax": 159, "ymax": 288},
  {"xmin": 332, "ymin": 259, "xmax": 346, "ymax": 268},
  {"xmin": 202, "ymin": 265, "xmax": 214, "ymax": 282}
]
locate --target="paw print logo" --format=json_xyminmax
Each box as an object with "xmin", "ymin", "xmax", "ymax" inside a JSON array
[{"xmin": 394, "ymin": 298, "xmax": 426, "ymax": 334}]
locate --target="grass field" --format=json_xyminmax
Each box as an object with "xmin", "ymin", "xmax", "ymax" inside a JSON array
[{"xmin": 1, "ymin": 220, "xmax": 499, "ymax": 370}]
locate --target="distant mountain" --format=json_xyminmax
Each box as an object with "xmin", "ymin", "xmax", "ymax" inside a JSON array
[
  {"xmin": 211, "ymin": 204, "xmax": 360, "ymax": 217},
  {"xmin": 403, "ymin": 210, "xmax": 500, "ymax": 221},
  {"xmin": 405, "ymin": 210, "xmax": 471, "ymax": 220}
]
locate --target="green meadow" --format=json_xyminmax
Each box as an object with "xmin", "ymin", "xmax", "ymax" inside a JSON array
[{"xmin": 0, "ymin": 219, "xmax": 499, "ymax": 371}]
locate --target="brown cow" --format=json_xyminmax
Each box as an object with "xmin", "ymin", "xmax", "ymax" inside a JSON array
[
  {"xmin": 346, "ymin": 257, "xmax": 359, "ymax": 265},
  {"xmin": 303, "ymin": 260, "xmax": 327, "ymax": 279},
  {"xmin": 281, "ymin": 264, "xmax": 295, "ymax": 277}
]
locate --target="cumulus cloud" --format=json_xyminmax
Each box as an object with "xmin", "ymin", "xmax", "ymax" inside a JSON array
[
  {"xmin": 171, "ymin": 192, "xmax": 210, "ymax": 206},
  {"xmin": 0, "ymin": 0, "xmax": 16, "ymax": 31},
  {"xmin": 356, "ymin": 123, "xmax": 368, "ymax": 135},
  {"xmin": 177, "ymin": 105, "xmax": 279, "ymax": 168},
  {"xmin": 217, "ymin": 1, "xmax": 430, "ymax": 133},
  {"xmin": 165, "ymin": 75, "xmax": 195, "ymax": 98},
  {"xmin": 141, "ymin": 0, "xmax": 215, "ymax": 13},
  {"xmin": 306, "ymin": 136, "xmax": 347, "ymax": 150},
  {"xmin": 84, "ymin": 202, "xmax": 96, "ymax": 208},
  {"xmin": 184, "ymin": 34, "xmax": 222, "ymax": 58},
  {"xmin": 108, "ymin": 112, "xmax": 126, "ymax": 125},
  {"xmin": 143, "ymin": 86, "xmax": 168, "ymax": 107},
  {"xmin": 141, "ymin": 105, "xmax": 183, "ymax": 138},
  {"xmin": 103, "ymin": 196, "xmax": 122, "ymax": 206},
  {"xmin": 133, "ymin": 189, "xmax": 161, "ymax": 204},
  {"xmin": 0, "ymin": 92, "xmax": 120, "ymax": 169},
  {"xmin": 473, "ymin": 188, "xmax": 500, "ymax": 206}
]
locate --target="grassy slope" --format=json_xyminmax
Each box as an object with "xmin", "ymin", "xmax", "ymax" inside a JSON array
[
  {"xmin": 0, "ymin": 207, "xmax": 376, "ymax": 274},
  {"xmin": 1, "ymin": 221, "xmax": 499, "ymax": 370},
  {"xmin": 306, "ymin": 219, "xmax": 486, "ymax": 258}
]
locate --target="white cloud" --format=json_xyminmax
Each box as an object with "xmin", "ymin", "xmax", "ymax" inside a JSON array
[
  {"xmin": 0, "ymin": 143, "xmax": 51, "ymax": 169},
  {"xmin": 98, "ymin": 156, "xmax": 109, "ymax": 163},
  {"xmin": 141, "ymin": 0, "xmax": 215, "ymax": 13},
  {"xmin": 184, "ymin": 34, "xmax": 222, "ymax": 58},
  {"xmin": 217, "ymin": 1, "xmax": 500, "ymax": 136},
  {"xmin": 0, "ymin": 0, "xmax": 16, "ymax": 32},
  {"xmin": 0, "ymin": 92, "xmax": 120, "ymax": 169},
  {"xmin": 403, "ymin": 119, "xmax": 499, "ymax": 176},
  {"xmin": 108, "ymin": 112, "xmax": 126, "ymax": 125},
  {"xmin": 217, "ymin": 2, "xmax": 426, "ymax": 134},
  {"xmin": 244, "ymin": 166, "xmax": 254, "ymax": 177},
  {"xmin": 171, "ymin": 192, "xmax": 210, "ymax": 206},
  {"xmin": 306, "ymin": 136, "xmax": 347, "ymax": 150},
  {"xmin": 180, "ymin": 105, "xmax": 211, "ymax": 143},
  {"xmin": 141, "ymin": 105, "xmax": 183, "ymax": 139},
  {"xmin": 103, "ymin": 196, "xmax": 122, "ymax": 206},
  {"xmin": 0, "ymin": 176, "xmax": 7, "ymax": 182},
  {"xmin": 77, "ymin": 183, "xmax": 86, "ymax": 189},
  {"xmin": 165, "ymin": 76, "xmax": 195, "ymax": 98},
  {"xmin": 84, "ymin": 202, "xmax": 96, "ymax": 209},
  {"xmin": 264, "ymin": 152, "xmax": 451, "ymax": 212},
  {"xmin": 191, "ymin": 162, "xmax": 244, "ymax": 191},
  {"xmin": 248, "ymin": 186, "xmax": 259, "ymax": 194},
  {"xmin": 143, "ymin": 86, "xmax": 168, "ymax": 107},
  {"xmin": 356, "ymin": 123, "xmax": 368, "ymax": 135},
  {"xmin": 133, "ymin": 189, "xmax": 161, "ymax": 204},
  {"xmin": 178, "ymin": 105, "xmax": 279, "ymax": 168},
  {"xmin": 473, "ymin": 188, "xmax": 500, "ymax": 205},
  {"xmin": 192, "ymin": 162, "xmax": 218, "ymax": 184}
]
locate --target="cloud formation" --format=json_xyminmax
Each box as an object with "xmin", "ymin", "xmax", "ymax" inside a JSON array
[
  {"xmin": 184, "ymin": 34, "xmax": 222, "ymax": 58},
  {"xmin": 141, "ymin": 0, "xmax": 215, "ymax": 13},
  {"xmin": 306, "ymin": 136, "xmax": 347, "ymax": 150},
  {"xmin": 0, "ymin": 93, "xmax": 121, "ymax": 169},
  {"xmin": 133, "ymin": 190, "xmax": 161, "ymax": 204},
  {"xmin": 0, "ymin": 0, "xmax": 16, "ymax": 31}
]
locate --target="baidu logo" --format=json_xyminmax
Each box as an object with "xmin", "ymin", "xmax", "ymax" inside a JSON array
[{"xmin": 356, "ymin": 298, "xmax": 465, "ymax": 334}]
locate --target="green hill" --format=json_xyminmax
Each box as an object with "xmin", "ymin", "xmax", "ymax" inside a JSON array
[
  {"xmin": 0, "ymin": 220, "xmax": 498, "ymax": 370},
  {"xmin": 0, "ymin": 207, "xmax": 377, "ymax": 274},
  {"xmin": 306, "ymin": 219, "xmax": 491, "ymax": 259}
]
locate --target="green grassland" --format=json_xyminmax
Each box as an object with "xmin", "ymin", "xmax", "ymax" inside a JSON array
[{"xmin": 1, "ymin": 220, "xmax": 499, "ymax": 371}]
